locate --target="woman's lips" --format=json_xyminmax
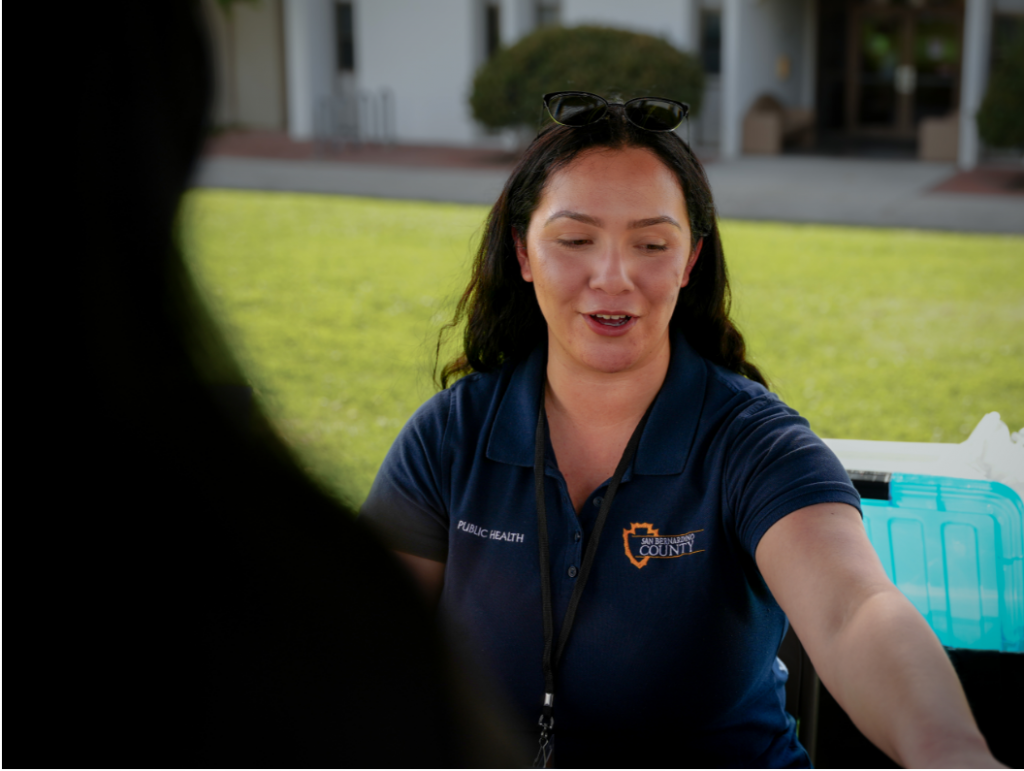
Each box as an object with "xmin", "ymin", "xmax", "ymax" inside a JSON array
[{"xmin": 584, "ymin": 312, "xmax": 638, "ymax": 336}]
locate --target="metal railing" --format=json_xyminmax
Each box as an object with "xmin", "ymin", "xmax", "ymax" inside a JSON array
[{"xmin": 315, "ymin": 88, "xmax": 395, "ymax": 152}]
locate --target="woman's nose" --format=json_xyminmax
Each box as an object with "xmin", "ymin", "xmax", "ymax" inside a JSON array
[{"xmin": 589, "ymin": 245, "xmax": 634, "ymax": 295}]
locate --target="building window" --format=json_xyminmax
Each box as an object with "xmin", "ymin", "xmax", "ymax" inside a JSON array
[
  {"xmin": 486, "ymin": 3, "xmax": 501, "ymax": 58},
  {"xmin": 336, "ymin": 2, "xmax": 355, "ymax": 72},
  {"xmin": 536, "ymin": 0, "xmax": 559, "ymax": 28},
  {"xmin": 701, "ymin": 10, "xmax": 721, "ymax": 75}
]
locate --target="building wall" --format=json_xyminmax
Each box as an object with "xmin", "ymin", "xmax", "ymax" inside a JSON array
[
  {"xmin": 959, "ymin": 0, "xmax": 994, "ymax": 168},
  {"xmin": 347, "ymin": 0, "xmax": 709, "ymax": 146},
  {"xmin": 560, "ymin": 0, "xmax": 700, "ymax": 52},
  {"xmin": 203, "ymin": 0, "xmax": 286, "ymax": 130},
  {"xmin": 357, "ymin": 0, "xmax": 483, "ymax": 145},
  {"xmin": 279, "ymin": 0, "xmax": 738, "ymax": 148},
  {"xmin": 283, "ymin": 0, "xmax": 538, "ymax": 146},
  {"xmin": 212, "ymin": 0, "xmax": 1005, "ymax": 165},
  {"xmin": 284, "ymin": 0, "xmax": 335, "ymax": 139},
  {"xmin": 235, "ymin": 0, "xmax": 286, "ymax": 129},
  {"xmin": 721, "ymin": 0, "xmax": 812, "ymax": 158},
  {"xmin": 499, "ymin": 0, "xmax": 537, "ymax": 46},
  {"xmin": 698, "ymin": 75, "xmax": 721, "ymax": 146}
]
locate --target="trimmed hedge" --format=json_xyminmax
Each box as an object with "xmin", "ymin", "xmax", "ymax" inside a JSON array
[
  {"xmin": 470, "ymin": 25, "xmax": 704, "ymax": 131},
  {"xmin": 977, "ymin": 32, "xmax": 1024, "ymax": 149}
]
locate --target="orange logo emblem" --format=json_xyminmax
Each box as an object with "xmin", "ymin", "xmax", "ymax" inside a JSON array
[{"xmin": 623, "ymin": 523, "xmax": 704, "ymax": 569}]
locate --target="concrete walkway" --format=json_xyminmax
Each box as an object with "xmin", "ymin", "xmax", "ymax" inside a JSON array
[
  {"xmin": 195, "ymin": 155, "xmax": 510, "ymax": 206},
  {"xmin": 703, "ymin": 156, "xmax": 1022, "ymax": 234},
  {"xmin": 193, "ymin": 152, "xmax": 1023, "ymax": 234}
]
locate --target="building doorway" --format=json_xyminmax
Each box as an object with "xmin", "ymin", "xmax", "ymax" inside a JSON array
[
  {"xmin": 847, "ymin": 0, "xmax": 963, "ymax": 136},
  {"xmin": 816, "ymin": 0, "xmax": 963, "ymax": 156}
]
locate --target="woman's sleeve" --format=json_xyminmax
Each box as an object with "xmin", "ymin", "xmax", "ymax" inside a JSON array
[
  {"xmin": 359, "ymin": 390, "xmax": 452, "ymax": 562},
  {"xmin": 721, "ymin": 394, "xmax": 862, "ymax": 558}
]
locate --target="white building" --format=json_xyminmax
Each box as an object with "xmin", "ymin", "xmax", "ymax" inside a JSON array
[{"xmin": 203, "ymin": 0, "xmax": 1024, "ymax": 169}]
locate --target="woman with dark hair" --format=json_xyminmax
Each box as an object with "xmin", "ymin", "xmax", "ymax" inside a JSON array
[{"xmin": 361, "ymin": 95, "xmax": 1001, "ymax": 768}]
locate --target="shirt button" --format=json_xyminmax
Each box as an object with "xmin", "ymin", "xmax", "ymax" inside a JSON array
[
  {"xmin": 568, "ymin": 566, "xmax": 578, "ymax": 578},
  {"xmin": 593, "ymin": 496, "xmax": 603, "ymax": 508},
  {"xmin": 574, "ymin": 531, "xmax": 582, "ymax": 542}
]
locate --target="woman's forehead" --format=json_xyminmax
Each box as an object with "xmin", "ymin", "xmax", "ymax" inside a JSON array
[{"xmin": 535, "ymin": 146, "xmax": 688, "ymax": 225}]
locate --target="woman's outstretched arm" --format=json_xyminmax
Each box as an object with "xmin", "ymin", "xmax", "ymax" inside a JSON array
[{"xmin": 756, "ymin": 503, "xmax": 1005, "ymax": 769}]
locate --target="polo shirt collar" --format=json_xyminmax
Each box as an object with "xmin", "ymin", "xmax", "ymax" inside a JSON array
[{"xmin": 485, "ymin": 332, "xmax": 707, "ymax": 478}]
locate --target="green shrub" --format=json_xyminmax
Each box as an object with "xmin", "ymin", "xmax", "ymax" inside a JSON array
[
  {"xmin": 977, "ymin": 32, "xmax": 1024, "ymax": 149},
  {"xmin": 470, "ymin": 25, "xmax": 704, "ymax": 132}
]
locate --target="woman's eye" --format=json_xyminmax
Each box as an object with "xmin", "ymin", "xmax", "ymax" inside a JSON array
[
  {"xmin": 556, "ymin": 238, "xmax": 591, "ymax": 248},
  {"xmin": 641, "ymin": 243, "xmax": 670, "ymax": 253}
]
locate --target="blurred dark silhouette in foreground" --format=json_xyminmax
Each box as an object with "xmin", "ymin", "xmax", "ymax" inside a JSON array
[{"xmin": 18, "ymin": 2, "xmax": 523, "ymax": 766}]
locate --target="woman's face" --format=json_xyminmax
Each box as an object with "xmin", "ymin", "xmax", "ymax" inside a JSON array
[{"xmin": 516, "ymin": 146, "xmax": 701, "ymax": 377}]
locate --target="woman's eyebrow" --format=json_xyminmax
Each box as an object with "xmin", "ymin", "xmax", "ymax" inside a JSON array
[
  {"xmin": 628, "ymin": 216, "xmax": 682, "ymax": 231},
  {"xmin": 545, "ymin": 210, "xmax": 602, "ymax": 227},
  {"xmin": 544, "ymin": 211, "xmax": 682, "ymax": 231}
]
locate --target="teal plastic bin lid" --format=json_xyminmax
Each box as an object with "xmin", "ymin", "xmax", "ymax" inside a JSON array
[{"xmin": 858, "ymin": 473, "xmax": 1023, "ymax": 653}]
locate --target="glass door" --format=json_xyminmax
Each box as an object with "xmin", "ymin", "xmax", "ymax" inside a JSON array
[
  {"xmin": 846, "ymin": 1, "xmax": 962, "ymax": 139},
  {"xmin": 856, "ymin": 12, "xmax": 906, "ymax": 130},
  {"xmin": 913, "ymin": 14, "xmax": 962, "ymax": 123}
]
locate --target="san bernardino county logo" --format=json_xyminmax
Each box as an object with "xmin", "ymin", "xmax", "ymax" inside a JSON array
[{"xmin": 622, "ymin": 523, "xmax": 704, "ymax": 569}]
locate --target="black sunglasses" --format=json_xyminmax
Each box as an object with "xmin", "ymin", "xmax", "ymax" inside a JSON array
[{"xmin": 543, "ymin": 91, "xmax": 689, "ymax": 133}]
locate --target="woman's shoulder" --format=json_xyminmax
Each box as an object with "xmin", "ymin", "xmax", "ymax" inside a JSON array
[
  {"xmin": 702, "ymin": 358, "xmax": 782, "ymax": 415},
  {"xmin": 694, "ymin": 359, "xmax": 828, "ymax": 456},
  {"xmin": 447, "ymin": 365, "xmax": 512, "ymax": 397},
  {"xmin": 446, "ymin": 362, "xmax": 518, "ymax": 409},
  {"xmin": 408, "ymin": 362, "xmax": 520, "ymax": 441}
]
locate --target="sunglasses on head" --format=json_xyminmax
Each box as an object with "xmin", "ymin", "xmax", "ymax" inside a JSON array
[{"xmin": 543, "ymin": 91, "xmax": 690, "ymax": 133}]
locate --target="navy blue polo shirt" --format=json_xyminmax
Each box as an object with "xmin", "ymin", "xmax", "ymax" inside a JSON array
[{"xmin": 361, "ymin": 333, "xmax": 860, "ymax": 767}]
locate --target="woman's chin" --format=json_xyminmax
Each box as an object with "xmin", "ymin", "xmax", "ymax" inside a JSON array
[
  {"xmin": 550, "ymin": 326, "xmax": 670, "ymax": 376},
  {"xmin": 574, "ymin": 343, "xmax": 649, "ymax": 375}
]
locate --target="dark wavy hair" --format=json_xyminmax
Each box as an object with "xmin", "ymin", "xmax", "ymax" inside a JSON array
[{"xmin": 437, "ymin": 105, "xmax": 766, "ymax": 389}]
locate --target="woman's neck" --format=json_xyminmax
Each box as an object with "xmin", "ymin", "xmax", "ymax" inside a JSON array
[{"xmin": 544, "ymin": 336, "xmax": 671, "ymax": 431}]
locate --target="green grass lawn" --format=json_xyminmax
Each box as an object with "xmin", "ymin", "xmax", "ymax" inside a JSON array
[{"xmin": 183, "ymin": 189, "xmax": 1024, "ymax": 506}]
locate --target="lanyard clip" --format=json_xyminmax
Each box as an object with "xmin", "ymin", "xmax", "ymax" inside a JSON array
[{"xmin": 533, "ymin": 693, "xmax": 555, "ymax": 768}]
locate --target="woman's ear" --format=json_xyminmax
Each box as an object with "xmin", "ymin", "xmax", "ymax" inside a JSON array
[
  {"xmin": 513, "ymin": 228, "xmax": 533, "ymax": 282},
  {"xmin": 680, "ymin": 237, "xmax": 703, "ymax": 288}
]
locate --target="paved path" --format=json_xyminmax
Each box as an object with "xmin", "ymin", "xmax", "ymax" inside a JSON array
[
  {"xmin": 193, "ymin": 153, "xmax": 1023, "ymax": 234},
  {"xmin": 195, "ymin": 155, "xmax": 510, "ymax": 206},
  {"xmin": 702, "ymin": 156, "xmax": 1022, "ymax": 234}
]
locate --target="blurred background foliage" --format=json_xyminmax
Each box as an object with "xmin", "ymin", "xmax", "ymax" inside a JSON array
[
  {"xmin": 977, "ymin": 25, "xmax": 1024, "ymax": 150},
  {"xmin": 470, "ymin": 25, "xmax": 704, "ymax": 131},
  {"xmin": 184, "ymin": 190, "xmax": 1024, "ymax": 507}
]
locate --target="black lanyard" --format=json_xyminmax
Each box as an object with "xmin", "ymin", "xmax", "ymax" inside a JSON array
[{"xmin": 532, "ymin": 392, "xmax": 653, "ymax": 768}]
